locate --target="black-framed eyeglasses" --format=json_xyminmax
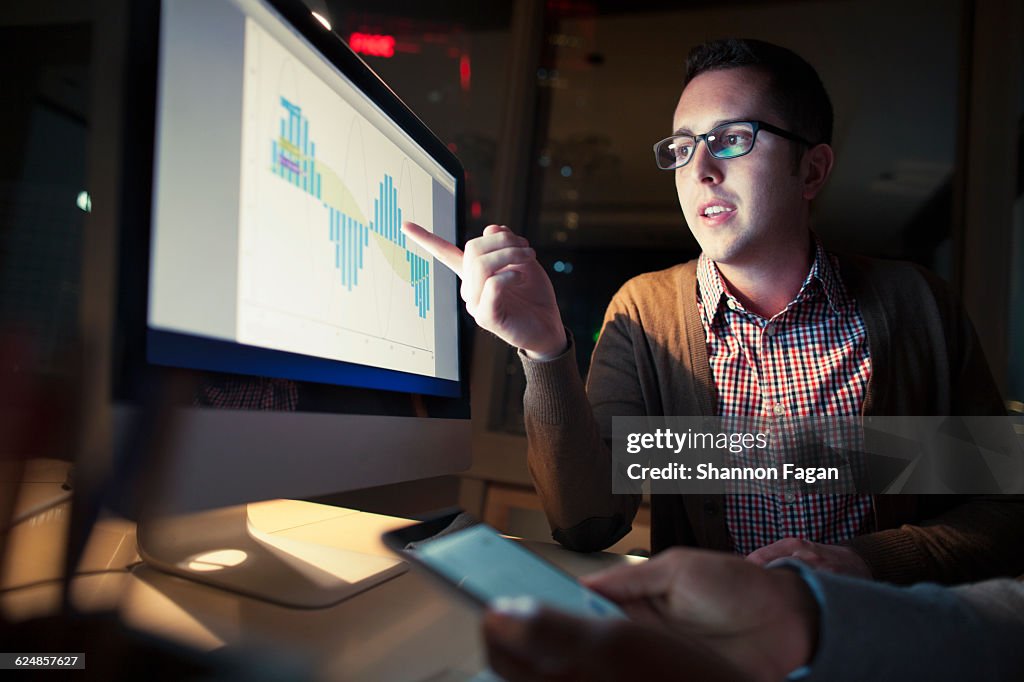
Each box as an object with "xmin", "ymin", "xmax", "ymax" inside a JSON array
[{"xmin": 652, "ymin": 120, "xmax": 815, "ymax": 170}]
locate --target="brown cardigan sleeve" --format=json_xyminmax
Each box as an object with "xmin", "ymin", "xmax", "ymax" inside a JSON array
[
  {"xmin": 522, "ymin": 291, "xmax": 645, "ymax": 552},
  {"xmin": 849, "ymin": 495, "xmax": 1024, "ymax": 584}
]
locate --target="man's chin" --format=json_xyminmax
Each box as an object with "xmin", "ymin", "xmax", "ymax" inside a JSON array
[
  {"xmin": 695, "ymin": 240, "xmax": 743, "ymax": 265},
  {"xmin": 690, "ymin": 228, "xmax": 744, "ymax": 262}
]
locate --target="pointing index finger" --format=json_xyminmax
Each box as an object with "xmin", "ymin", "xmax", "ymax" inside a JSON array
[{"xmin": 402, "ymin": 220, "xmax": 463, "ymax": 277}]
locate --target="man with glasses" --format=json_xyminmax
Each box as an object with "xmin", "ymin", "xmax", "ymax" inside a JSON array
[{"xmin": 403, "ymin": 38, "xmax": 1021, "ymax": 584}]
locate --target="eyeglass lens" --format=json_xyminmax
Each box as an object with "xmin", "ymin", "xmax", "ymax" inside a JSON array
[{"xmin": 657, "ymin": 122, "xmax": 756, "ymax": 169}]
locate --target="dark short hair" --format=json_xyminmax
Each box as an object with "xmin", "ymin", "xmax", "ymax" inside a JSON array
[{"xmin": 683, "ymin": 39, "xmax": 833, "ymax": 147}]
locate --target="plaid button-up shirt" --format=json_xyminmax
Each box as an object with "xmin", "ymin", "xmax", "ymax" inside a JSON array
[{"xmin": 696, "ymin": 240, "xmax": 875, "ymax": 555}]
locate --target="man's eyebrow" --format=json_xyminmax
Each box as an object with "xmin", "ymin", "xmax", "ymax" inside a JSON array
[{"xmin": 672, "ymin": 117, "xmax": 750, "ymax": 136}]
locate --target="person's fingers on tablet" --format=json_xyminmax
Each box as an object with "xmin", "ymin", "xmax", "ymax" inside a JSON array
[{"xmin": 483, "ymin": 598, "xmax": 743, "ymax": 682}]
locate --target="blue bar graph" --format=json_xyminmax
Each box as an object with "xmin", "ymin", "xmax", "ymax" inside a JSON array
[
  {"xmin": 272, "ymin": 96, "xmax": 321, "ymax": 193},
  {"xmin": 271, "ymin": 97, "xmax": 430, "ymax": 319},
  {"xmin": 321, "ymin": 173, "xmax": 429, "ymax": 318}
]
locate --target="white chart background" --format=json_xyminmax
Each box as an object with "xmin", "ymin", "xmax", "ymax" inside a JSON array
[{"xmin": 237, "ymin": 18, "xmax": 438, "ymax": 378}]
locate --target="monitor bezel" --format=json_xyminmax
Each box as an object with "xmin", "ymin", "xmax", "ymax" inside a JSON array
[{"xmin": 115, "ymin": 0, "xmax": 472, "ymax": 410}]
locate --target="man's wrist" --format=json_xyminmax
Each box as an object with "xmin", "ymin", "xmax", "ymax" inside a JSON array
[
  {"xmin": 522, "ymin": 330, "xmax": 569, "ymax": 362},
  {"xmin": 768, "ymin": 568, "xmax": 820, "ymax": 678}
]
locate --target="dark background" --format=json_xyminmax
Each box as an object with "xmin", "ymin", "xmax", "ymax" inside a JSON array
[{"xmin": 0, "ymin": 0, "xmax": 1021, "ymax": 516}]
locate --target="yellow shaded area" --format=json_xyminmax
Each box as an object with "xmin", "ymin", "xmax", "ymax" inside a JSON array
[
  {"xmin": 317, "ymin": 162, "xmax": 368, "ymax": 225},
  {"xmin": 277, "ymin": 154, "xmax": 428, "ymax": 292},
  {"xmin": 279, "ymin": 136, "xmax": 301, "ymax": 157},
  {"xmin": 373, "ymin": 231, "xmax": 417, "ymax": 283}
]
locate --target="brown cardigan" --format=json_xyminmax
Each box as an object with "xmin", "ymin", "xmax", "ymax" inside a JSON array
[{"xmin": 522, "ymin": 255, "xmax": 1021, "ymax": 585}]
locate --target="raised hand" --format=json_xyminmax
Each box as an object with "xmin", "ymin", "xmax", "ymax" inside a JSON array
[{"xmin": 401, "ymin": 221, "xmax": 567, "ymax": 360}]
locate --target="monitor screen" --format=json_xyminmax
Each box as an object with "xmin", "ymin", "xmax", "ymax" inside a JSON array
[{"xmin": 147, "ymin": 0, "xmax": 461, "ymax": 398}]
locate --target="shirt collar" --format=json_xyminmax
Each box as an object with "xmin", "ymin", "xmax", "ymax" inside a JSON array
[
  {"xmin": 696, "ymin": 249, "xmax": 728, "ymax": 324},
  {"xmin": 696, "ymin": 234, "xmax": 848, "ymax": 323},
  {"xmin": 810, "ymin": 235, "xmax": 848, "ymax": 315}
]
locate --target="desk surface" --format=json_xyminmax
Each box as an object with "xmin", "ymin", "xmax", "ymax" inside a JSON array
[{"xmin": 2, "ymin": 463, "xmax": 640, "ymax": 681}]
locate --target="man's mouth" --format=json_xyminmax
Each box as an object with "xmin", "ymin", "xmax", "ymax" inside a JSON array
[{"xmin": 697, "ymin": 200, "xmax": 738, "ymax": 222}]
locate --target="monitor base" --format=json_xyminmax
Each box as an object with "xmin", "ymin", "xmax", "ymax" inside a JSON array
[{"xmin": 136, "ymin": 504, "xmax": 406, "ymax": 609}]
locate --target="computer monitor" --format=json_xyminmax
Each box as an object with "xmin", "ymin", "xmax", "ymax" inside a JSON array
[{"xmin": 111, "ymin": 0, "xmax": 471, "ymax": 607}]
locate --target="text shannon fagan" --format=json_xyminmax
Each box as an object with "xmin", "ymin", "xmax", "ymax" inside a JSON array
[{"xmin": 626, "ymin": 462, "xmax": 840, "ymax": 485}]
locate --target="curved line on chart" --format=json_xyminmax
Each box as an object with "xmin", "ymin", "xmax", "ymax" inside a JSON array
[
  {"xmin": 342, "ymin": 114, "xmax": 387, "ymax": 338},
  {"xmin": 394, "ymin": 156, "xmax": 431, "ymax": 350},
  {"xmin": 272, "ymin": 59, "xmax": 322, "ymax": 307},
  {"xmin": 375, "ymin": 157, "xmax": 413, "ymax": 339},
  {"xmin": 263, "ymin": 55, "xmax": 301, "ymax": 304},
  {"xmin": 352, "ymin": 118, "xmax": 397, "ymax": 338}
]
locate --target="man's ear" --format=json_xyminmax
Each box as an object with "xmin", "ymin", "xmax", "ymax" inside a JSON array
[{"xmin": 801, "ymin": 143, "xmax": 834, "ymax": 200}]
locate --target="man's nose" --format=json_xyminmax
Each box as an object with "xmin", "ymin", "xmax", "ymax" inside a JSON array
[{"xmin": 687, "ymin": 139, "xmax": 723, "ymax": 185}]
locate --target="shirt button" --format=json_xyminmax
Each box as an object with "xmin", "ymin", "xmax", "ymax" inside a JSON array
[
  {"xmin": 773, "ymin": 403, "xmax": 786, "ymax": 416},
  {"xmin": 727, "ymin": 299, "xmax": 739, "ymax": 311},
  {"xmin": 784, "ymin": 492, "xmax": 797, "ymax": 503},
  {"xmin": 765, "ymin": 324, "xmax": 776, "ymax": 337}
]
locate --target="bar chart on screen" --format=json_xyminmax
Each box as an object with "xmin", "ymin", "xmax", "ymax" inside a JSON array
[
  {"xmin": 237, "ymin": 17, "xmax": 437, "ymax": 379},
  {"xmin": 271, "ymin": 96, "xmax": 431, "ymax": 319}
]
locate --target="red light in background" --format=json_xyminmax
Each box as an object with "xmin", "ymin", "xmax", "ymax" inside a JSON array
[
  {"xmin": 459, "ymin": 53, "xmax": 471, "ymax": 91},
  {"xmin": 447, "ymin": 142, "xmax": 458, "ymax": 153},
  {"xmin": 349, "ymin": 32, "xmax": 395, "ymax": 58},
  {"xmin": 471, "ymin": 201, "xmax": 482, "ymax": 219}
]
